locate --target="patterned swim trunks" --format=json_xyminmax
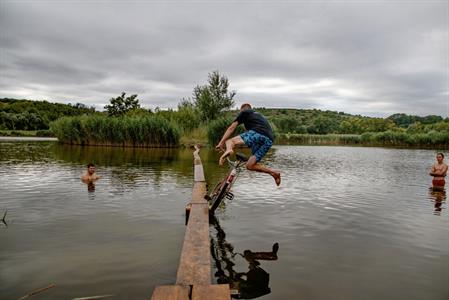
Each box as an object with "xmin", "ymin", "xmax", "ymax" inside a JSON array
[{"xmin": 240, "ymin": 130, "xmax": 273, "ymax": 162}]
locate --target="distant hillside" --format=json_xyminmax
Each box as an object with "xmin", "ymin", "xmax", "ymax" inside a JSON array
[
  {"xmin": 253, "ymin": 108, "xmax": 447, "ymax": 135},
  {"xmin": 0, "ymin": 98, "xmax": 97, "ymax": 130}
]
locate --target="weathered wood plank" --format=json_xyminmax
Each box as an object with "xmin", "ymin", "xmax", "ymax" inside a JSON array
[
  {"xmin": 150, "ymin": 285, "xmax": 189, "ymax": 300},
  {"xmin": 191, "ymin": 182, "xmax": 207, "ymax": 204},
  {"xmin": 193, "ymin": 145, "xmax": 205, "ymax": 182},
  {"xmin": 192, "ymin": 285, "xmax": 231, "ymax": 300},
  {"xmin": 176, "ymin": 202, "xmax": 211, "ymax": 285},
  {"xmin": 152, "ymin": 146, "xmax": 230, "ymax": 300}
]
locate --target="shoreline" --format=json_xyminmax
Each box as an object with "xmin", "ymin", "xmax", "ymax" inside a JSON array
[
  {"xmin": 0, "ymin": 136, "xmax": 446, "ymax": 150},
  {"xmin": 0, "ymin": 136, "xmax": 58, "ymax": 142}
]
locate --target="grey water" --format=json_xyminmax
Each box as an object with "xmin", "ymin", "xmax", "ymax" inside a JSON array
[{"xmin": 0, "ymin": 142, "xmax": 447, "ymax": 300}]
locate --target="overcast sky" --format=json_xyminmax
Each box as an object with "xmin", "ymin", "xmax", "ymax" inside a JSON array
[{"xmin": 0, "ymin": 0, "xmax": 448, "ymax": 117}]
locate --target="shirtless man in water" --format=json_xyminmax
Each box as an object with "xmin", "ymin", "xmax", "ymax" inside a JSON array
[
  {"xmin": 216, "ymin": 103, "xmax": 281, "ymax": 186},
  {"xmin": 429, "ymin": 153, "xmax": 447, "ymax": 191},
  {"xmin": 81, "ymin": 163, "xmax": 101, "ymax": 182}
]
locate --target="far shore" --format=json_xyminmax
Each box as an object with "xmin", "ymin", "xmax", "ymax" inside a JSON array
[
  {"xmin": 0, "ymin": 135, "xmax": 446, "ymax": 151},
  {"xmin": 0, "ymin": 136, "xmax": 58, "ymax": 141}
]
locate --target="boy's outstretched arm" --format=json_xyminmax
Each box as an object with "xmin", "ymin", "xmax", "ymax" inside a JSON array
[{"xmin": 215, "ymin": 121, "xmax": 238, "ymax": 150}]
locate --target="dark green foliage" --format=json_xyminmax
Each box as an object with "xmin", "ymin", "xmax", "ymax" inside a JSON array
[
  {"xmin": 172, "ymin": 104, "xmax": 201, "ymax": 133},
  {"xmin": 271, "ymin": 116, "xmax": 301, "ymax": 133},
  {"xmin": 207, "ymin": 116, "xmax": 244, "ymax": 146},
  {"xmin": 104, "ymin": 92, "xmax": 140, "ymax": 116},
  {"xmin": 0, "ymin": 98, "xmax": 96, "ymax": 130},
  {"xmin": 307, "ymin": 116, "xmax": 339, "ymax": 134},
  {"xmin": 193, "ymin": 71, "xmax": 236, "ymax": 122},
  {"xmin": 361, "ymin": 130, "xmax": 449, "ymax": 147},
  {"xmin": 36, "ymin": 130, "xmax": 54, "ymax": 137},
  {"xmin": 51, "ymin": 115, "xmax": 180, "ymax": 147},
  {"xmin": 388, "ymin": 113, "xmax": 443, "ymax": 127}
]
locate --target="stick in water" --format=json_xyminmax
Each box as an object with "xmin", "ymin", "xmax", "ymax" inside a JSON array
[
  {"xmin": 72, "ymin": 295, "xmax": 114, "ymax": 300},
  {"xmin": 17, "ymin": 283, "xmax": 56, "ymax": 300}
]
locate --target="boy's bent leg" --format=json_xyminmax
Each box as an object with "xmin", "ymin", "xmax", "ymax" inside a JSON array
[
  {"xmin": 219, "ymin": 135, "xmax": 245, "ymax": 165},
  {"xmin": 246, "ymin": 156, "xmax": 281, "ymax": 186}
]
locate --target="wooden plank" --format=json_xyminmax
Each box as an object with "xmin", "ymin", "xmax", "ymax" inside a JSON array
[
  {"xmin": 176, "ymin": 202, "xmax": 211, "ymax": 285},
  {"xmin": 192, "ymin": 285, "xmax": 231, "ymax": 300},
  {"xmin": 191, "ymin": 182, "xmax": 207, "ymax": 204},
  {"xmin": 193, "ymin": 145, "xmax": 205, "ymax": 182},
  {"xmin": 194, "ymin": 164, "xmax": 205, "ymax": 182},
  {"xmin": 152, "ymin": 146, "xmax": 230, "ymax": 300},
  {"xmin": 150, "ymin": 285, "xmax": 189, "ymax": 300}
]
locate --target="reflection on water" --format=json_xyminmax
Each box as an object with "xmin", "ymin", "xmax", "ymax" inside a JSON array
[
  {"xmin": 210, "ymin": 216, "xmax": 279, "ymax": 299},
  {"xmin": 1, "ymin": 209, "xmax": 8, "ymax": 227},
  {"xmin": 428, "ymin": 189, "xmax": 446, "ymax": 215}
]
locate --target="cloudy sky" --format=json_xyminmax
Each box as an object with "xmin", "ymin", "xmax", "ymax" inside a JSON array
[{"xmin": 0, "ymin": 0, "xmax": 448, "ymax": 117}]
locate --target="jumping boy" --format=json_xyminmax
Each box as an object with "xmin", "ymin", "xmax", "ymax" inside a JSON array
[{"xmin": 215, "ymin": 103, "xmax": 281, "ymax": 186}]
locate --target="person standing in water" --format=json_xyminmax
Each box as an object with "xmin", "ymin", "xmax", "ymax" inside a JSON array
[{"xmin": 429, "ymin": 153, "xmax": 447, "ymax": 191}]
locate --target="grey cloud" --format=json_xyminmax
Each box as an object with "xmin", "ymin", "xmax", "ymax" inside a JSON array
[{"xmin": 0, "ymin": 0, "xmax": 447, "ymax": 117}]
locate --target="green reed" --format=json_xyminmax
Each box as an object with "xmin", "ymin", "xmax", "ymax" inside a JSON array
[
  {"xmin": 278, "ymin": 131, "xmax": 448, "ymax": 148},
  {"xmin": 50, "ymin": 115, "xmax": 180, "ymax": 147}
]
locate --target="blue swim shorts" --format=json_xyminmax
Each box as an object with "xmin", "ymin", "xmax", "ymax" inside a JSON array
[{"xmin": 240, "ymin": 130, "xmax": 273, "ymax": 162}]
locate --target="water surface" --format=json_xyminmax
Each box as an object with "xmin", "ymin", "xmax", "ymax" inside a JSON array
[{"xmin": 0, "ymin": 142, "xmax": 447, "ymax": 300}]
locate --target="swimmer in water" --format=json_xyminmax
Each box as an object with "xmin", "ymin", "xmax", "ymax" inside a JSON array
[{"xmin": 81, "ymin": 163, "xmax": 101, "ymax": 182}]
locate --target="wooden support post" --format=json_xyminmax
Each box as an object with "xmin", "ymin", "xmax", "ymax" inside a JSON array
[{"xmin": 185, "ymin": 203, "xmax": 191, "ymax": 225}]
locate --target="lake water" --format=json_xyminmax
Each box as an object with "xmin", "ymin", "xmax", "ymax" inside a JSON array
[{"xmin": 0, "ymin": 142, "xmax": 447, "ymax": 300}]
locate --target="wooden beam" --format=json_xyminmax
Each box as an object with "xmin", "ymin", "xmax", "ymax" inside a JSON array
[
  {"xmin": 176, "ymin": 146, "xmax": 210, "ymax": 285},
  {"xmin": 176, "ymin": 201, "xmax": 210, "ymax": 285},
  {"xmin": 192, "ymin": 285, "xmax": 231, "ymax": 300},
  {"xmin": 151, "ymin": 145, "xmax": 231, "ymax": 300},
  {"xmin": 150, "ymin": 285, "xmax": 189, "ymax": 300}
]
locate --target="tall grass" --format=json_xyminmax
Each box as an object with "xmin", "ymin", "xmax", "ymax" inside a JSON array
[
  {"xmin": 51, "ymin": 115, "xmax": 180, "ymax": 147},
  {"xmin": 277, "ymin": 134, "xmax": 362, "ymax": 145},
  {"xmin": 278, "ymin": 131, "xmax": 449, "ymax": 148}
]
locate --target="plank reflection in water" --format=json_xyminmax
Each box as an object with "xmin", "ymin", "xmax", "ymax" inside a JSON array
[{"xmin": 210, "ymin": 216, "xmax": 279, "ymax": 299}]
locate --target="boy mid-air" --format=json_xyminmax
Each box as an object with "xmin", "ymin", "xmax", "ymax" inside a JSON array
[{"xmin": 215, "ymin": 103, "xmax": 281, "ymax": 186}]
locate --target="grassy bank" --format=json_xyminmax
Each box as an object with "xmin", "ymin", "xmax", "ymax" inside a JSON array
[
  {"xmin": 51, "ymin": 115, "xmax": 180, "ymax": 147},
  {"xmin": 0, "ymin": 130, "xmax": 54, "ymax": 137},
  {"xmin": 277, "ymin": 131, "xmax": 448, "ymax": 149}
]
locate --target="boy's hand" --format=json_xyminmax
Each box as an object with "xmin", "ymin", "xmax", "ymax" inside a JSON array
[{"xmin": 215, "ymin": 142, "xmax": 224, "ymax": 151}]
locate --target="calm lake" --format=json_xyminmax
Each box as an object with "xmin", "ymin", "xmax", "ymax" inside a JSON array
[{"xmin": 0, "ymin": 142, "xmax": 447, "ymax": 300}]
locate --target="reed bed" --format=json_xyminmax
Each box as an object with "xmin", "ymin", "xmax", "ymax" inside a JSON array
[
  {"xmin": 51, "ymin": 115, "xmax": 180, "ymax": 147},
  {"xmin": 278, "ymin": 131, "xmax": 448, "ymax": 148}
]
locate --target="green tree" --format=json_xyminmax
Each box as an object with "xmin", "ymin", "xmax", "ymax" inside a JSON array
[
  {"xmin": 308, "ymin": 116, "xmax": 338, "ymax": 134},
  {"xmin": 193, "ymin": 71, "xmax": 236, "ymax": 122},
  {"xmin": 104, "ymin": 92, "xmax": 140, "ymax": 116}
]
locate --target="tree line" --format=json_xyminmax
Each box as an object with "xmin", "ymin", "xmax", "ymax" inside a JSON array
[
  {"xmin": 1, "ymin": 71, "xmax": 447, "ymax": 147},
  {"xmin": 0, "ymin": 98, "xmax": 96, "ymax": 130}
]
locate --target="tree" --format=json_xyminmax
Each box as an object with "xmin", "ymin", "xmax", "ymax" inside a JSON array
[
  {"xmin": 193, "ymin": 71, "xmax": 236, "ymax": 122},
  {"xmin": 104, "ymin": 92, "xmax": 140, "ymax": 116}
]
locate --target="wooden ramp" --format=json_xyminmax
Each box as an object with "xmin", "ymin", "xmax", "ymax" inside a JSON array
[{"xmin": 150, "ymin": 146, "xmax": 230, "ymax": 300}]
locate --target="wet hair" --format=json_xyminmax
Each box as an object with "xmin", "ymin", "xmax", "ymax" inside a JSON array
[
  {"xmin": 437, "ymin": 152, "xmax": 444, "ymax": 158},
  {"xmin": 240, "ymin": 103, "xmax": 252, "ymax": 110},
  {"xmin": 87, "ymin": 163, "xmax": 95, "ymax": 168}
]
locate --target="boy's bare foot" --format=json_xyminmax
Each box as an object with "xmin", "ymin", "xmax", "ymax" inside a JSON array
[
  {"xmin": 273, "ymin": 172, "xmax": 281, "ymax": 186},
  {"xmin": 219, "ymin": 149, "xmax": 234, "ymax": 165}
]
